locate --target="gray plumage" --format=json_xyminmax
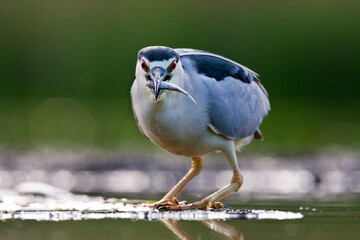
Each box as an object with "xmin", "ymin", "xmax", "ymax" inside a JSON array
[{"xmin": 178, "ymin": 49, "xmax": 270, "ymax": 139}]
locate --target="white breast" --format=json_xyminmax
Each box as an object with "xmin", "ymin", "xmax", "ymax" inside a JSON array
[{"xmin": 131, "ymin": 79, "xmax": 210, "ymax": 156}]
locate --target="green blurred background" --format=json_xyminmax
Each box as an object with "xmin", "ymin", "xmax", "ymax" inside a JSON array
[{"xmin": 1, "ymin": 0, "xmax": 359, "ymax": 152}]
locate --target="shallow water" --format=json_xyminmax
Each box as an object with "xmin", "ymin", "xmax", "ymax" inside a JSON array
[
  {"xmin": 0, "ymin": 204, "xmax": 358, "ymax": 240},
  {"xmin": 0, "ymin": 193, "xmax": 359, "ymax": 240},
  {"xmin": 0, "ymin": 151, "xmax": 359, "ymax": 239}
]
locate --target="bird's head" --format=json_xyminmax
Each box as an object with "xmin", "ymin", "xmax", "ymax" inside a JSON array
[{"xmin": 135, "ymin": 46, "xmax": 195, "ymax": 103}]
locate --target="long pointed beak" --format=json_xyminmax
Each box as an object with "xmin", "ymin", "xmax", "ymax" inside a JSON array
[
  {"xmin": 146, "ymin": 81, "xmax": 197, "ymax": 104},
  {"xmin": 153, "ymin": 77, "xmax": 161, "ymax": 102},
  {"xmin": 148, "ymin": 67, "xmax": 166, "ymax": 102}
]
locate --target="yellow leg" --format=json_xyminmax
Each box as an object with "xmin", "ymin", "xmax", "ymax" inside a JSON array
[
  {"xmin": 155, "ymin": 156, "xmax": 202, "ymax": 205},
  {"xmin": 194, "ymin": 146, "xmax": 243, "ymax": 209},
  {"xmin": 192, "ymin": 169, "xmax": 243, "ymax": 209},
  {"xmin": 165, "ymin": 145, "xmax": 243, "ymax": 210}
]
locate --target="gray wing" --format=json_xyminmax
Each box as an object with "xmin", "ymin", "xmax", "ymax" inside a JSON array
[{"xmin": 177, "ymin": 49, "xmax": 270, "ymax": 139}]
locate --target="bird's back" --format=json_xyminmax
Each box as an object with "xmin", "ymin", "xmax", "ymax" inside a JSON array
[{"xmin": 177, "ymin": 49, "xmax": 270, "ymax": 140}]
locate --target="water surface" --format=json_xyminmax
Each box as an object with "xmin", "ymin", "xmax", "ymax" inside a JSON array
[{"xmin": 0, "ymin": 200, "xmax": 358, "ymax": 240}]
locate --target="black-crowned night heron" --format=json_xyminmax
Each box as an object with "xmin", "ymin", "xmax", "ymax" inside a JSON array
[{"xmin": 131, "ymin": 46, "xmax": 270, "ymax": 210}]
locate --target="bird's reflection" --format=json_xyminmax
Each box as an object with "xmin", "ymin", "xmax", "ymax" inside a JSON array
[
  {"xmin": 162, "ymin": 219, "xmax": 243, "ymax": 240},
  {"xmin": 162, "ymin": 220, "xmax": 194, "ymax": 240}
]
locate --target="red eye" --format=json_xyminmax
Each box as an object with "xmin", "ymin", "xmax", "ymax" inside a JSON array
[
  {"xmin": 170, "ymin": 61, "xmax": 176, "ymax": 72},
  {"xmin": 141, "ymin": 60, "xmax": 148, "ymax": 71}
]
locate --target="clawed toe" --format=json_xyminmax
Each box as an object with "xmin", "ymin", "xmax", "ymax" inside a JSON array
[
  {"xmin": 211, "ymin": 202, "xmax": 228, "ymax": 210},
  {"xmin": 155, "ymin": 200, "xmax": 192, "ymax": 211},
  {"xmin": 136, "ymin": 198, "xmax": 229, "ymax": 211},
  {"xmin": 158, "ymin": 203, "xmax": 196, "ymax": 211},
  {"xmin": 157, "ymin": 201, "xmax": 228, "ymax": 211},
  {"xmin": 139, "ymin": 198, "xmax": 189, "ymax": 210},
  {"xmin": 156, "ymin": 202, "xmax": 179, "ymax": 210}
]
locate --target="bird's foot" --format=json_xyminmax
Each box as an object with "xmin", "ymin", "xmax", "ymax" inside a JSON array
[
  {"xmin": 155, "ymin": 201, "xmax": 189, "ymax": 211},
  {"xmin": 156, "ymin": 201, "xmax": 228, "ymax": 211},
  {"xmin": 137, "ymin": 198, "xmax": 187, "ymax": 209}
]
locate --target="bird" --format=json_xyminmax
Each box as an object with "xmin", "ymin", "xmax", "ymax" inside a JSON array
[{"xmin": 131, "ymin": 46, "xmax": 270, "ymax": 210}]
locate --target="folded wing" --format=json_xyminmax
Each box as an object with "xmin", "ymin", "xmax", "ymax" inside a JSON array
[{"xmin": 178, "ymin": 49, "xmax": 270, "ymax": 139}]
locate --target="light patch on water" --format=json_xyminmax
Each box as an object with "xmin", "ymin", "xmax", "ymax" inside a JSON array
[
  {"xmin": 0, "ymin": 182, "xmax": 303, "ymax": 221},
  {"xmin": 250, "ymin": 210, "xmax": 303, "ymax": 220}
]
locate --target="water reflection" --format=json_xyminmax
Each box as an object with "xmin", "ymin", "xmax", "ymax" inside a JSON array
[
  {"xmin": 162, "ymin": 219, "xmax": 243, "ymax": 240},
  {"xmin": 162, "ymin": 220, "xmax": 194, "ymax": 240}
]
